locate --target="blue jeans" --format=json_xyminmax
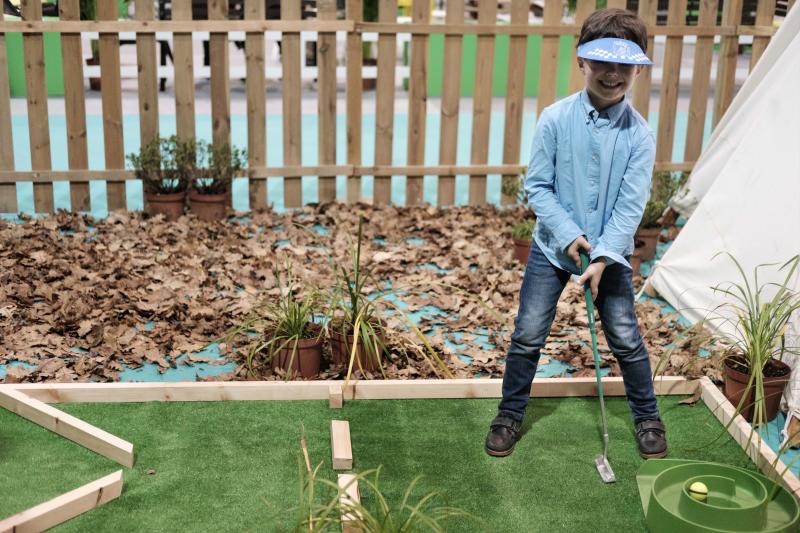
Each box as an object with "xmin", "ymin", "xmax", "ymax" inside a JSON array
[{"xmin": 498, "ymin": 240, "xmax": 660, "ymax": 423}]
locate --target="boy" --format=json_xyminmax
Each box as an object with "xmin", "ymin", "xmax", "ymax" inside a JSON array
[{"xmin": 485, "ymin": 9, "xmax": 667, "ymax": 459}]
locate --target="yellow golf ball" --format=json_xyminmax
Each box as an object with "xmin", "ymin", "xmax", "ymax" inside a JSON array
[{"xmin": 688, "ymin": 481, "xmax": 708, "ymax": 502}]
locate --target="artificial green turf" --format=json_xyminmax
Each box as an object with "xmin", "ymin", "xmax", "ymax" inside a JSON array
[{"xmin": 1, "ymin": 395, "xmax": 757, "ymax": 532}]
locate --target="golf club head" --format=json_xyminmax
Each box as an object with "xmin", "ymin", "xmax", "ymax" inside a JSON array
[{"xmin": 595, "ymin": 455, "xmax": 616, "ymax": 483}]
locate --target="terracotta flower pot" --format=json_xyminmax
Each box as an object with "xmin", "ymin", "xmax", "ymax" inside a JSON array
[
  {"xmin": 631, "ymin": 239, "xmax": 644, "ymax": 277},
  {"xmin": 723, "ymin": 357, "xmax": 791, "ymax": 423},
  {"xmin": 329, "ymin": 323, "xmax": 384, "ymax": 372},
  {"xmin": 144, "ymin": 191, "xmax": 185, "ymax": 221},
  {"xmin": 512, "ymin": 238, "xmax": 531, "ymax": 265},
  {"xmin": 269, "ymin": 330, "xmax": 323, "ymax": 379},
  {"xmin": 188, "ymin": 189, "xmax": 228, "ymax": 221},
  {"xmin": 635, "ymin": 226, "xmax": 661, "ymax": 261}
]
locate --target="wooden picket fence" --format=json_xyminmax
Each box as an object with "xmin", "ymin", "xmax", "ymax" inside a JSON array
[{"xmin": 0, "ymin": 0, "xmax": 793, "ymax": 213}]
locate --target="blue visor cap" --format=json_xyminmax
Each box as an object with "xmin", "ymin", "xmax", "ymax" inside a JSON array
[{"xmin": 577, "ymin": 38, "xmax": 653, "ymax": 65}]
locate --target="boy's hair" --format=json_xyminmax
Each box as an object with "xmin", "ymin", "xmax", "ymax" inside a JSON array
[{"xmin": 577, "ymin": 8, "xmax": 649, "ymax": 53}]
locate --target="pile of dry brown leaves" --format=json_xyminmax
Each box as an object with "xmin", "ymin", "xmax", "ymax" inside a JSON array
[{"xmin": 0, "ymin": 204, "xmax": 724, "ymax": 384}]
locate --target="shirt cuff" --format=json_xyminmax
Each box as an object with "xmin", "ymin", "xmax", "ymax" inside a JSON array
[{"xmin": 590, "ymin": 247, "xmax": 631, "ymax": 270}]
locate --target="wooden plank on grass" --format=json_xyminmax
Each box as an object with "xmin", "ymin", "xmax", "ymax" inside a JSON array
[
  {"xmin": 329, "ymin": 383, "xmax": 343, "ymax": 408},
  {"xmin": 338, "ymin": 474, "xmax": 361, "ymax": 530},
  {"xmin": 97, "ymin": 0, "xmax": 125, "ymax": 211},
  {"xmin": 281, "ymin": 0, "xmax": 302, "ymax": 208},
  {"xmin": 468, "ymin": 1, "xmax": 496, "ymax": 206},
  {"xmin": 500, "ymin": 0, "xmax": 528, "ymax": 206},
  {"xmin": 536, "ymin": 0, "xmax": 561, "ymax": 116},
  {"xmin": 331, "ymin": 420, "xmax": 353, "ymax": 470},
  {"xmin": 712, "ymin": 0, "xmax": 743, "ymax": 127},
  {"xmin": 631, "ymin": 0, "xmax": 657, "ymax": 118},
  {"xmin": 684, "ymin": 0, "xmax": 718, "ymax": 164},
  {"xmin": 345, "ymin": 0, "xmax": 363, "ymax": 203},
  {"xmin": 317, "ymin": 0, "xmax": 337, "ymax": 203},
  {"xmin": 373, "ymin": 0, "xmax": 397, "ymax": 206},
  {"xmin": 172, "ymin": 0, "xmax": 195, "ymax": 140},
  {"xmin": 0, "ymin": 7, "xmax": 17, "ymax": 213},
  {"xmin": 699, "ymin": 377, "xmax": 800, "ymax": 496},
  {"xmin": 436, "ymin": 0, "xmax": 463, "ymax": 207},
  {"xmin": 245, "ymin": 0, "xmax": 267, "ymax": 210},
  {"xmin": 0, "ymin": 387, "xmax": 134, "ymax": 467},
  {"xmin": 135, "ymin": 0, "xmax": 159, "ymax": 145},
  {"xmin": 21, "ymin": 0, "xmax": 53, "ymax": 214},
  {"xmin": 654, "ymin": 0, "xmax": 687, "ymax": 164},
  {"xmin": 567, "ymin": 0, "xmax": 596, "ymax": 97},
  {"xmin": 405, "ymin": 0, "xmax": 429, "ymax": 206},
  {"xmin": 749, "ymin": 0, "xmax": 776, "ymax": 71},
  {"xmin": 209, "ymin": 0, "xmax": 230, "ymax": 149},
  {"xmin": 10, "ymin": 376, "xmax": 697, "ymax": 403},
  {"xmin": 60, "ymin": 0, "xmax": 90, "ymax": 212},
  {"xmin": 0, "ymin": 471, "xmax": 123, "ymax": 533}
]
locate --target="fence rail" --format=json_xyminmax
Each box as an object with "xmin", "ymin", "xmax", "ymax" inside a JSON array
[{"xmin": 0, "ymin": 0, "xmax": 791, "ymax": 213}]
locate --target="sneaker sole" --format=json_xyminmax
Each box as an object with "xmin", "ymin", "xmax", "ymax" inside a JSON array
[
  {"xmin": 485, "ymin": 444, "xmax": 515, "ymax": 457},
  {"xmin": 639, "ymin": 447, "xmax": 668, "ymax": 459}
]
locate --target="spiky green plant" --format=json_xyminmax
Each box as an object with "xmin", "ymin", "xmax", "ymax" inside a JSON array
[
  {"xmin": 224, "ymin": 262, "xmax": 323, "ymax": 379},
  {"xmin": 707, "ymin": 253, "xmax": 800, "ymax": 429}
]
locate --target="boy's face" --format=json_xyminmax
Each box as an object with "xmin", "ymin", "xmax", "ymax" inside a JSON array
[{"xmin": 577, "ymin": 58, "xmax": 642, "ymax": 110}]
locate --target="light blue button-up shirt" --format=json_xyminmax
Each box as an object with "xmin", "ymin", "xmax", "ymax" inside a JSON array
[{"xmin": 525, "ymin": 90, "xmax": 656, "ymax": 274}]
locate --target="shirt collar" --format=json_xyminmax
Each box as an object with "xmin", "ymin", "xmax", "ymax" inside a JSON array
[{"xmin": 580, "ymin": 89, "xmax": 627, "ymax": 125}]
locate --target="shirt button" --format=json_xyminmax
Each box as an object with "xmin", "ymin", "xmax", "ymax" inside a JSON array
[{"xmin": 592, "ymin": 154, "xmax": 598, "ymax": 161}]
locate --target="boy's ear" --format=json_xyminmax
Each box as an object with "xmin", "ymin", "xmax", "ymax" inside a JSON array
[
  {"xmin": 576, "ymin": 57, "xmax": 585, "ymax": 71},
  {"xmin": 634, "ymin": 65, "xmax": 643, "ymax": 77}
]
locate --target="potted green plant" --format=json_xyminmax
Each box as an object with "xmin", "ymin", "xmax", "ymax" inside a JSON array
[
  {"xmin": 511, "ymin": 219, "xmax": 536, "ymax": 265},
  {"xmin": 502, "ymin": 173, "xmax": 537, "ymax": 265},
  {"xmin": 127, "ymin": 136, "xmax": 188, "ymax": 221},
  {"xmin": 636, "ymin": 170, "xmax": 682, "ymax": 261},
  {"xmin": 226, "ymin": 263, "xmax": 325, "ymax": 379},
  {"xmin": 186, "ymin": 140, "xmax": 246, "ymax": 222},
  {"xmin": 709, "ymin": 254, "xmax": 800, "ymax": 425}
]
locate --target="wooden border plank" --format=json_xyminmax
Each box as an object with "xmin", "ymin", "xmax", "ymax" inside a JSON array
[
  {"xmin": 245, "ymin": 0, "xmax": 267, "ymax": 211},
  {"xmin": 699, "ymin": 377, "xmax": 800, "ymax": 496},
  {"xmin": 500, "ymin": 0, "xmax": 529, "ymax": 206},
  {"xmin": 172, "ymin": 0, "xmax": 195, "ymax": 141},
  {"xmin": 0, "ymin": 7, "xmax": 17, "ymax": 213},
  {"xmin": 567, "ymin": 0, "xmax": 596, "ymax": 97},
  {"xmin": 632, "ymin": 0, "xmax": 657, "ymax": 119},
  {"xmin": 436, "ymin": 0, "xmax": 463, "ymax": 207},
  {"xmin": 209, "ymin": 0, "xmax": 230, "ymax": 149},
  {"xmin": 338, "ymin": 473, "xmax": 361, "ymax": 528},
  {"xmin": 331, "ymin": 419, "xmax": 353, "ymax": 470},
  {"xmin": 21, "ymin": 0, "xmax": 54, "ymax": 214},
  {"xmin": 713, "ymin": 0, "xmax": 744, "ymax": 127},
  {"xmin": 405, "ymin": 0, "xmax": 430, "ymax": 206},
  {"xmin": 329, "ymin": 382, "xmax": 343, "ymax": 409},
  {"xmin": 317, "ymin": 0, "xmax": 338, "ymax": 204},
  {"xmin": 749, "ymin": 0, "xmax": 776, "ymax": 71},
  {"xmin": 373, "ymin": 0, "xmax": 398, "ymax": 206},
  {"xmin": 536, "ymin": 0, "xmax": 561, "ymax": 116},
  {"xmin": 281, "ymin": 0, "xmax": 302, "ymax": 208},
  {"xmin": 0, "ymin": 387, "xmax": 134, "ymax": 467},
  {"xmin": 684, "ymin": 0, "xmax": 719, "ymax": 163},
  {"xmin": 8, "ymin": 376, "xmax": 696, "ymax": 403},
  {"xmin": 60, "ymin": 0, "xmax": 90, "ymax": 213},
  {"xmin": 97, "ymin": 0, "xmax": 125, "ymax": 211},
  {"xmin": 345, "ymin": 0, "xmax": 363, "ymax": 203},
  {"xmin": 468, "ymin": 1, "xmax": 496, "ymax": 206},
  {"xmin": 654, "ymin": 0, "xmax": 687, "ymax": 164},
  {"xmin": 0, "ymin": 471, "xmax": 123, "ymax": 533}
]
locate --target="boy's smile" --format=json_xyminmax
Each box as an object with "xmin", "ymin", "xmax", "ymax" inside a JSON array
[{"xmin": 577, "ymin": 58, "xmax": 642, "ymax": 111}]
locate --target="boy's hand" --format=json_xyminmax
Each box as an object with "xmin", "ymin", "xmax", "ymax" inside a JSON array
[
  {"xmin": 577, "ymin": 259, "xmax": 606, "ymax": 301},
  {"xmin": 566, "ymin": 236, "xmax": 592, "ymax": 269}
]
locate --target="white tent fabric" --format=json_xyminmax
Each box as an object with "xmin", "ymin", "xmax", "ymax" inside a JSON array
[
  {"xmin": 670, "ymin": 6, "xmax": 800, "ymax": 217},
  {"xmin": 646, "ymin": 8, "xmax": 800, "ymax": 421}
]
